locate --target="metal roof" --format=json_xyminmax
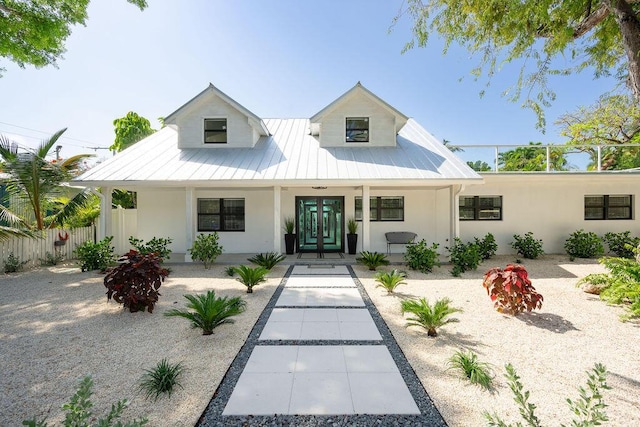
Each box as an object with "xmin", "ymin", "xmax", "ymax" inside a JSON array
[{"xmin": 73, "ymin": 118, "xmax": 482, "ymax": 188}]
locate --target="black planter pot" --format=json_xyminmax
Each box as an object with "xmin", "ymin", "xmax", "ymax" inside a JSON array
[
  {"xmin": 284, "ymin": 233, "xmax": 296, "ymax": 255},
  {"xmin": 347, "ymin": 233, "xmax": 358, "ymax": 255}
]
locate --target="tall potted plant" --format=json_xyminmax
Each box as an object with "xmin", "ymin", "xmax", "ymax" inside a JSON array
[
  {"xmin": 347, "ymin": 217, "xmax": 359, "ymax": 255},
  {"xmin": 283, "ymin": 216, "xmax": 296, "ymax": 255}
]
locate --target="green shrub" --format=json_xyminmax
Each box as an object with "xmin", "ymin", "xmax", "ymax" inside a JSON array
[
  {"xmin": 482, "ymin": 264, "xmax": 543, "ymax": 315},
  {"xmin": 75, "ymin": 236, "xmax": 116, "ymax": 272},
  {"xmin": 188, "ymin": 233, "xmax": 223, "ymax": 269},
  {"xmin": 400, "ymin": 297, "xmax": 462, "ymax": 337},
  {"xmin": 225, "ymin": 266, "xmax": 236, "ymax": 277},
  {"xmin": 164, "ymin": 290, "xmax": 247, "ymax": 335},
  {"xmin": 484, "ymin": 363, "xmax": 610, "ymax": 427},
  {"xmin": 3, "ymin": 252, "xmax": 28, "ymax": 273},
  {"xmin": 511, "ymin": 232, "xmax": 544, "ymax": 259},
  {"xmin": 356, "ymin": 251, "xmax": 390, "ymax": 271},
  {"xmin": 234, "ymin": 265, "xmax": 268, "ymax": 293},
  {"xmin": 603, "ymin": 231, "xmax": 640, "ymax": 259},
  {"xmin": 580, "ymin": 254, "xmax": 640, "ymax": 321},
  {"xmin": 40, "ymin": 251, "xmax": 64, "ymax": 266},
  {"xmin": 23, "ymin": 375, "xmax": 148, "ymax": 426},
  {"xmin": 565, "ymin": 229, "xmax": 604, "ymax": 260},
  {"xmin": 447, "ymin": 350, "xmax": 493, "ymax": 389},
  {"xmin": 248, "ymin": 252, "xmax": 286, "ymax": 270},
  {"xmin": 129, "ymin": 236, "xmax": 172, "ymax": 261},
  {"xmin": 474, "ymin": 233, "xmax": 498, "ymax": 261},
  {"xmin": 375, "ymin": 269, "xmax": 408, "ymax": 294},
  {"xmin": 403, "ymin": 239, "xmax": 440, "ymax": 273},
  {"xmin": 104, "ymin": 251, "xmax": 169, "ymax": 313},
  {"xmin": 138, "ymin": 359, "xmax": 185, "ymax": 401},
  {"xmin": 447, "ymin": 238, "xmax": 481, "ymax": 277}
]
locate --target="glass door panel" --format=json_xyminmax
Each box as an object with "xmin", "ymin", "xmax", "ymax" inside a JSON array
[{"xmin": 296, "ymin": 196, "xmax": 344, "ymax": 253}]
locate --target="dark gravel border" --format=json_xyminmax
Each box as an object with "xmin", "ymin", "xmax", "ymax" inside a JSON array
[{"xmin": 196, "ymin": 265, "xmax": 447, "ymax": 427}]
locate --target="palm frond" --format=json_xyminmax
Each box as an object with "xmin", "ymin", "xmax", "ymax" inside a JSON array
[
  {"xmin": 47, "ymin": 188, "xmax": 93, "ymax": 228},
  {"xmin": 164, "ymin": 291, "xmax": 246, "ymax": 335}
]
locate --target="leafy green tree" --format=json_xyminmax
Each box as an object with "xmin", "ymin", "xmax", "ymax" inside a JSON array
[
  {"xmin": 110, "ymin": 111, "xmax": 156, "ymax": 152},
  {"xmin": 399, "ymin": 1, "xmax": 640, "ymax": 128},
  {"xmin": 559, "ymin": 94, "xmax": 640, "ymax": 170},
  {"xmin": 0, "ymin": 0, "xmax": 148, "ymax": 76},
  {"xmin": 499, "ymin": 142, "xmax": 568, "ymax": 171},
  {"xmin": 0, "ymin": 128, "xmax": 93, "ymax": 230},
  {"xmin": 466, "ymin": 160, "xmax": 492, "ymax": 172}
]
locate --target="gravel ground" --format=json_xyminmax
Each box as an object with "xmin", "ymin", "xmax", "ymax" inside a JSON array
[{"xmin": 1, "ymin": 256, "xmax": 639, "ymax": 427}]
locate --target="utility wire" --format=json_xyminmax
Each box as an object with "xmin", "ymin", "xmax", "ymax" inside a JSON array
[{"xmin": 0, "ymin": 121, "xmax": 110, "ymax": 150}]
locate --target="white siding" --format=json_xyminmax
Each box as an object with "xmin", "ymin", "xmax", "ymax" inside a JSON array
[
  {"xmin": 173, "ymin": 93, "xmax": 257, "ymax": 149},
  {"xmin": 460, "ymin": 174, "xmax": 640, "ymax": 254},
  {"xmin": 136, "ymin": 189, "xmax": 187, "ymax": 256},
  {"xmin": 319, "ymin": 94, "xmax": 397, "ymax": 147}
]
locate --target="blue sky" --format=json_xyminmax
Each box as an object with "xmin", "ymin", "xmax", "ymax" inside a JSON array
[{"xmin": 0, "ymin": 0, "xmax": 619, "ymax": 164}]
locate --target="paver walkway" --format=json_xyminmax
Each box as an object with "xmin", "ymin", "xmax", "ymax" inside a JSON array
[{"xmin": 197, "ymin": 265, "xmax": 446, "ymax": 426}]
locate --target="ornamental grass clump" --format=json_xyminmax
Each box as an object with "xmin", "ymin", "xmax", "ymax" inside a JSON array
[
  {"xmin": 138, "ymin": 359, "xmax": 185, "ymax": 402},
  {"xmin": 482, "ymin": 264, "xmax": 543, "ymax": 315},
  {"xmin": 400, "ymin": 297, "xmax": 462, "ymax": 337},
  {"xmin": 234, "ymin": 265, "xmax": 268, "ymax": 293},
  {"xmin": 357, "ymin": 251, "xmax": 390, "ymax": 271},
  {"xmin": 375, "ymin": 269, "xmax": 408, "ymax": 294},
  {"xmin": 104, "ymin": 250, "xmax": 169, "ymax": 313},
  {"xmin": 164, "ymin": 290, "xmax": 246, "ymax": 335},
  {"xmin": 447, "ymin": 350, "xmax": 493, "ymax": 390}
]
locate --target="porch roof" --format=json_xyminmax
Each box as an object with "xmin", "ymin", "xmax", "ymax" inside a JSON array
[{"xmin": 73, "ymin": 118, "xmax": 482, "ymax": 187}]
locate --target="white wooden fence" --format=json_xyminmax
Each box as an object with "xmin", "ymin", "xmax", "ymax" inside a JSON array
[{"xmin": 0, "ymin": 226, "xmax": 95, "ymax": 268}]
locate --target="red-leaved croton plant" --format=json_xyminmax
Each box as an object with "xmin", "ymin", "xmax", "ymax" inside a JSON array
[{"xmin": 482, "ymin": 264, "xmax": 543, "ymax": 315}]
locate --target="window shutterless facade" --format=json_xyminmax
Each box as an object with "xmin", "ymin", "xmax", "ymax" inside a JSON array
[
  {"xmin": 204, "ymin": 118, "xmax": 227, "ymax": 143},
  {"xmin": 355, "ymin": 196, "xmax": 404, "ymax": 221},
  {"xmin": 459, "ymin": 196, "xmax": 502, "ymax": 221},
  {"xmin": 346, "ymin": 117, "xmax": 369, "ymax": 142},
  {"xmin": 197, "ymin": 198, "xmax": 245, "ymax": 231},
  {"xmin": 584, "ymin": 195, "xmax": 633, "ymax": 220}
]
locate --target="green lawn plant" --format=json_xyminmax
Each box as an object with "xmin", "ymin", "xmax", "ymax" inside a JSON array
[
  {"xmin": 248, "ymin": 252, "xmax": 286, "ymax": 270},
  {"xmin": 475, "ymin": 233, "xmax": 498, "ymax": 260},
  {"xmin": 188, "ymin": 232, "xmax": 223, "ymax": 269},
  {"xmin": 484, "ymin": 363, "xmax": 610, "ymax": 427},
  {"xmin": 234, "ymin": 265, "xmax": 268, "ymax": 293},
  {"xmin": 4, "ymin": 252, "xmax": 27, "ymax": 273},
  {"xmin": 447, "ymin": 350, "xmax": 493, "ymax": 390},
  {"xmin": 138, "ymin": 359, "xmax": 185, "ymax": 402},
  {"xmin": 23, "ymin": 375, "xmax": 148, "ymax": 426},
  {"xmin": 375, "ymin": 269, "xmax": 408, "ymax": 294},
  {"xmin": 447, "ymin": 237, "xmax": 481, "ymax": 277},
  {"xmin": 603, "ymin": 231, "xmax": 640, "ymax": 259},
  {"xmin": 565, "ymin": 229, "xmax": 604, "ymax": 260},
  {"xmin": 75, "ymin": 236, "xmax": 116, "ymax": 272},
  {"xmin": 356, "ymin": 251, "xmax": 390, "ymax": 271},
  {"xmin": 164, "ymin": 290, "xmax": 247, "ymax": 335},
  {"xmin": 104, "ymin": 251, "xmax": 169, "ymax": 313},
  {"xmin": 129, "ymin": 236, "xmax": 172, "ymax": 261},
  {"xmin": 400, "ymin": 297, "xmax": 462, "ymax": 337},
  {"xmin": 403, "ymin": 239, "xmax": 440, "ymax": 273},
  {"xmin": 511, "ymin": 232, "xmax": 544, "ymax": 259},
  {"xmin": 483, "ymin": 264, "xmax": 543, "ymax": 315},
  {"xmin": 225, "ymin": 266, "xmax": 236, "ymax": 276}
]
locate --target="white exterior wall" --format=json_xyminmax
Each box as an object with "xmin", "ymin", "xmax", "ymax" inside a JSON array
[
  {"xmin": 460, "ymin": 174, "xmax": 640, "ymax": 254},
  {"xmin": 172, "ymin": 93, "xmax": 257, "ymax": 148},
  {"xmin": 319, "ymin": 95, "xmax": 396, "ymax": 147},
  {"xmin": 137, "ymin": 189, "xmax": 188, "ymax": 256}
]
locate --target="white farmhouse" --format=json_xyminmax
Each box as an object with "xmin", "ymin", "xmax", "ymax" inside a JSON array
[{"xmin": 73, "ymin": 83, "xmax": 639, "ymax": 259}]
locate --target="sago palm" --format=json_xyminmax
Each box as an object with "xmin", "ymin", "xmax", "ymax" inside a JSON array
[
  {"xmin": 234, "ymin": 265, "xmax": 268, "ymax": 293},
  {"xmin": 164, "ymin": 291, "xmax": 246, "ymax": 335},
  {"xmin": 400, "ymin": 297, "xmax": 462, "ymax": 337},
  {"xmin": 356, "ymin": 251, "xmax": 390, "ymax": 271},
  {"xmin": 375, "ymin": 269, "xmax": 408, "ymax": 294}
]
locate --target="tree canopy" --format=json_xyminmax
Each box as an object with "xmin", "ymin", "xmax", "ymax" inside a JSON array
[
  {"xmin": 399, "ymin": 0, "xmax": 640, "ymax": 128},
  {"xmin": 499, "ymin": 142, "xmax": 568, "ymax": 171},
  {"xmin": 467, "ymin": 160, "xmax": 492, "ymax": 172},
  {"xmin": 559, "ymin": 94, "xmax": 640, "ymax": 169},
  {"xmin": 110, "ymin": 111, "xmax": 156, "ymax": 152},
  {"xmin": 0, "ymin": 0, "xmax": 147, "ymax": 75}
]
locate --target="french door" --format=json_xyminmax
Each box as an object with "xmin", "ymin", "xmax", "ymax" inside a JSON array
[{"xmin": 296, "ymin": 196, "xmax": 344, "ymax": 253}]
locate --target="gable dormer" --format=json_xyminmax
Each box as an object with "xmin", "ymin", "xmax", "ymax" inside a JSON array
[
  {"xmin": 309, "ymin": 82, "xmax": 409, "ymax": 148},
  {"xmin": 164, "ymin": 83, "xmax": 269, "ymax": 149}
]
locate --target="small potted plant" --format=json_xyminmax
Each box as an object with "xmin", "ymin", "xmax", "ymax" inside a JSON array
[
  {"xmin": 283, "ymin": 216, "xmax": 296, "ymax": 255},
  {"xmin": 346, "ymin": 217, "xmax": 358, "ymax": 255}
]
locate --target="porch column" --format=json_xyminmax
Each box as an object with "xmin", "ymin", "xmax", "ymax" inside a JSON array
[
  {"xmin": 185, "ymin": 188, "xmax": 194, "ymax": 262},
  {"xmin": 362, "ymin": 185, "xmax": 370, "ymax": 251},
  {"xmin": 273, "ymin": 186, "xmax": 282, "ymax": 253},
  {"xmin": 100, "ymin": 187, "xmax": 112, "ymax": 240},
  {"xmin": 450, "ymin": 185, "xmax": 463, "ymax": 243}
]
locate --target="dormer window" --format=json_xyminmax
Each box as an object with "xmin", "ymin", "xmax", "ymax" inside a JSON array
[
  {"xmin": 204, "ymin": 118, "xmax": 227, "ymax": 143},
  {"xmin": 346, "ymin": 117, "xmax": 369, "ymax": 142}
]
